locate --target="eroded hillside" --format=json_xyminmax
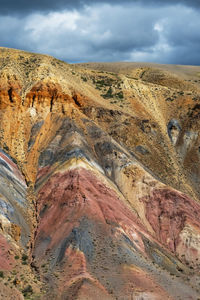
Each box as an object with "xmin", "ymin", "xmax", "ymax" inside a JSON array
[{"xmin": 0, "ymin": 47, "xmax": 199, "ymax": 300}]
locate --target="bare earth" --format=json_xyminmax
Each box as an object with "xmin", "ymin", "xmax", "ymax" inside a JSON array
[{"xmin": 0, "ymin": 47, "xmax": 199, "ymax": 299}]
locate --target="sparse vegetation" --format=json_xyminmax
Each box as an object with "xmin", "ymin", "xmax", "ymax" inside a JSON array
[
  {"xmin": 116, "ymin": 91, "xmax": 124, "ymax": 99},
  {"xmin": 22, "ymin": 254, "xmax": 28, "ymax": 261},
  {"xmin": 81, "ymin": 76, "xmax": 87, "ymax": 82},
  {"xmin": 0, "ymin": 271, "xmax": 4, "ymax": 278},
  {"xmin": 166, "ymin": 97, "xmax": 173, "ymax": 102},
  {"xmin": 101, "ymin": 87, "xmax": 113, "ymax": 99},
  {"xmin": 21, "ymin": 254, "xmax": 28, "ymax": 264},
  {"xmin": 22, "ymin": 285, "xmax": 33, "ymax": 298}
]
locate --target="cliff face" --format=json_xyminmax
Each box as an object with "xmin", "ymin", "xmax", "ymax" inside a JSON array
[{"xmin": 0, "ymin": 47, "xmax": 199, "ymax": 300}]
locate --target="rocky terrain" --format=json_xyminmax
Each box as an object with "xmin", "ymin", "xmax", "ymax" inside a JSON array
[{"xmin": 0, "ymin": 47, "xmax": 199, "ymax": 299}]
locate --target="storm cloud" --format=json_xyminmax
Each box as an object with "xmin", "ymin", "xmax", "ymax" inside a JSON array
[
  {"xmin": 0, "ymin": 0, "xmax": 200, "ymax": 65},
  {"xmin": 1, "ymin": 0, "xmax": 200, "ymax": 14}
]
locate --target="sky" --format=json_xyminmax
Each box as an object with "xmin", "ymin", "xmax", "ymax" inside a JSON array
[{"xmin": 0, "ymin": 0, "xmax": 200, "ymax": 65}]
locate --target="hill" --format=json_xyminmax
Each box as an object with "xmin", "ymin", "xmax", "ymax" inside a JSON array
[{"xmin": 0, "ymin": 47, "xmax": 199, "ymax": 299}]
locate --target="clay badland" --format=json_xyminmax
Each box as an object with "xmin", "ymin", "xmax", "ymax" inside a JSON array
[{"xmin": 0, "ymin": 47, "xmax": 199, "ymax": 299}]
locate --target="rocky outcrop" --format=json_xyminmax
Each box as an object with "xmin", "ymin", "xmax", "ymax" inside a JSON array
[
  {"xmin": 0, "ymin": 47, "xmax": 199, "ymax": 299},
  {"xmin": 141, "ymin": 188, "xmax": 200, "ymax": 264}
]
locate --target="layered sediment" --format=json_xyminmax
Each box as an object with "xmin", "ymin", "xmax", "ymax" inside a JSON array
[{"xmin": 0, "ymin": 47, "xmax": 199, "ymax": 299}]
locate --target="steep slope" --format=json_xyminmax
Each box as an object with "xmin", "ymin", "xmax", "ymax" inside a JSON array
[{"xmin": 0, "ymin": 47, "xmax": 199, "ymax": 299}]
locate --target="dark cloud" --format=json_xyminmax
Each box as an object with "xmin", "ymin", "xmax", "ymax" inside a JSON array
[
  {"xmin": 0, "ymin": 4, "xmax": 160, "ymax": 62},
  {"xmin": 145, "ymin": 0, "xmax": 200, "ymax": 8},
  {"xmin": 0, "ymin": 1, "xmax": 200, "ymax": 65},
  {"xmin": 0, "ymin": 0, "xmax": 200, "ymax": 15},
  {"xmin": 0, "ymin": 0, "xmax": 74, "ymax": 14},
  {"xmin": 162, "ymin": 7, "xmax": 200, "ymax": 65}
]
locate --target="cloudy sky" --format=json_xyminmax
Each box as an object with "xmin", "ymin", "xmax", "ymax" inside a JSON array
[{"xmin": 0, "ymin": 0, "xmax": 200, "ymax": 65}]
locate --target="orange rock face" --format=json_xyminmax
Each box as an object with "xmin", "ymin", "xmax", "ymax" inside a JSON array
[{"xmin": 0, "ymin": 47, "xmax": 199, "ymax": 299}]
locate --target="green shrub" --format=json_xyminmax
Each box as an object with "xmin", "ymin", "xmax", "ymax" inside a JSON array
[
  {"xmin": 0, "ymin": 271, "xmax": 4, "ymax": 278},
  {"xmin": 101, "ymin": 87, "xmax": 113, "ymax": 99},
  {"xmin": 22, "ymin": 254, "xmax": 28, "ymax": 261},
  {"xmin": 22, "ymin": 285, "xmax": 33, "ymax": 297},
  {"xmin": 116, "ymin": 91, "xmax": 124, "ymax": 99}
]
